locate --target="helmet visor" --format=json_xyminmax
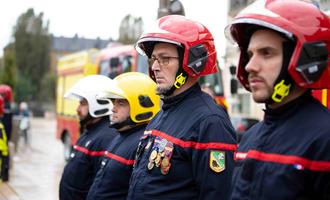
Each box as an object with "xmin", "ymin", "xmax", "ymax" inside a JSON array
[{"xmin": 135, "ymin": 37, "xmax": 182, "ymax": 57}]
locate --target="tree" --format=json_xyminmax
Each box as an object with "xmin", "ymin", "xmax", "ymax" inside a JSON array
[
  {"xmin": 13, "ymin": 8, "xmax": 51, "ymax": 105},
  {"xmin": 118, "ymin": 14, "xmax": 144, "ymax": 44},
  {"xmin": 0, "ymin": 44, "xmax": 17, "ymax": 89}
]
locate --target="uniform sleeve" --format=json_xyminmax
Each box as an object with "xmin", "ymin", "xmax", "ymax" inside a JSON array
[
  {"xmin": 91, "ymin": 134, "xmax": 113, "ymax": 174},
  {"xmin": 191, "ymin": 115, "xmax": 237, "ymax": 200},
  {"xmin": 312, "ymin": 137, "xmax": 330, "ymax": 199}
]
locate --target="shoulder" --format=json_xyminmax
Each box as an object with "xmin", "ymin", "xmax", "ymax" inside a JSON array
[
  {"xmin": 184, "ymin": 91, "xmax": 228, "ymax": 119},
  {"xmin": 296, "ymin": 99, "xmax": 330, "ymax": 133},
  {"xmin": 238, "ymin": 122, "xmax": 262, "ymax": 150}
]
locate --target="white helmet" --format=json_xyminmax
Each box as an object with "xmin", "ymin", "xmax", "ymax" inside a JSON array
[{"xmin": 64, "ymin": 75, "xmax": 115, "ymax": 118}]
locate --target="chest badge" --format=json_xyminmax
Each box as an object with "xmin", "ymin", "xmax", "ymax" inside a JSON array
[{"xmin": 210, "ymin": 151, "xmax": 225, "ymax": 173}]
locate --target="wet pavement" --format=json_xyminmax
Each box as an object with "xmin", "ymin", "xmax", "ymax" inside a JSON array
[{"xmin": 1, "ymin": 117, "xmax": 65, "ymax": 200}]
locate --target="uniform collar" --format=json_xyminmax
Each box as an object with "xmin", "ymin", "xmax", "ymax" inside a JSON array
[
  {"xmin": 118, "ymin": 123, "xmax": 147, "ymax": 135},
  {"xmin": 263, "ymin": 92, "xmax": 312, "ymax": 122},
  {"xmin": 162, "ymin": 83, "xmax": 201, "ymax": 110},
  {"xmin": 85, "ymin": 116, "xmax": 109, "ymax": 133}
]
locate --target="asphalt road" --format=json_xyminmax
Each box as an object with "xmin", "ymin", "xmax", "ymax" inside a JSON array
[{"xmin": 8, "ymin": 117, "xmax": 65, "ymax": 200}]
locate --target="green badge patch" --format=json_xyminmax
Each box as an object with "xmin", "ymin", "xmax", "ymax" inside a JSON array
[{"xmin": 209, "ymin": 151, "xmax": 225, "ymax": 173}]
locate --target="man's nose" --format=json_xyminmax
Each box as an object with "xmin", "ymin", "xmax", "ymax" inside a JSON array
[
  {"xmin": 111, "ymin": 106, "xmax": 117, "ymax": 113},
  {"xmin": 151, "ymin": 60, "xmax": 161, "ymax": 71},
  {"xmin": 245, "ymin": 55, "xmax": 260, "ymax": 73}
]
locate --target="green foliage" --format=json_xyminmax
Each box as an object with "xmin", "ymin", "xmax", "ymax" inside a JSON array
[
  {"xmin": 118, "ymin": 14, "xmax": 144, "ymax": 44},
  {"xmin": 0, "ymin": 45, "xmax": 17, "ymax": 88},
  {"xmin": 13, "ymin": 8, "xmax": 51, "ymax": 103},
  {"xmin": 14, "ymin": 74, "xmax": 34, "ymax": 102},
  {"xmin": 39, "ymin": 71, "xmax": 56, "ymax": 103}
]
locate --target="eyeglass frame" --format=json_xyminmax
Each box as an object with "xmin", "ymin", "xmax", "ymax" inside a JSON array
[{"xmin": 148, "ymin": 56, "xmax": 179, "ymax": 67}]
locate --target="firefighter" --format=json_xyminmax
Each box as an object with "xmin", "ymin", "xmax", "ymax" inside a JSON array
[
  {"xmin": 127, "ymin": 15, "xmax": 236, "ymax": 199},
  {"xmin": 86, "ymin": 72, "xmax": 160, "ymax": 200},
  {"xmin": 59, "ymin": 75, "xmax": 118, "ymax": 200},
  {"xmin": 0, "ymin": 84, "xmax": 13, "ymax": 182},
  {"xmin": 226, "ymin": 0, "xmax": 330, "ymax": 199},
  {"xmin": 0, "ymin": 84, "xmax": 13, "ymax": 141},
  {"xmin": 0, "ymin": 96, "xmax": 9, "ymax": 182}
]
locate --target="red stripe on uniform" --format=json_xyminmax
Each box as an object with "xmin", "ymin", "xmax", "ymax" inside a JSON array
[
  {"xmin": 74, "ymin": 145, "xmax": 106, "ymax": 156},
  {"xmin": 151, "ymin": 130, "xmax": 237, "ymax": 151},
  {"xmin": 235, "ymin": 150, "xmax": 330, "ymax": 172},
  {"xmin": 104, "ymin": 151, "xmax": 135, "ymax": 166}
]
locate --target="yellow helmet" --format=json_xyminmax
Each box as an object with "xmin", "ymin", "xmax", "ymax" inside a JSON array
[{"xmin": 97, "ymin": 72, "xmax": 160, "ymax": 123}]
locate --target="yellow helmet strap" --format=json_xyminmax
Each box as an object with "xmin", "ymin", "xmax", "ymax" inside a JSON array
[
  {"xmin": 271, "ymin": 79, "xmax": 291, "ymax": 103},
  {"xmin": 163, "ymin": 46, "xmax": 187, "ymax": 96},
  {"xmin": 174, "ymin": 73, "xmax": 187, "ymax": 88},
  {"xmin": 268, "ymin": 40, "xmax": 295, "ymax": 104}
]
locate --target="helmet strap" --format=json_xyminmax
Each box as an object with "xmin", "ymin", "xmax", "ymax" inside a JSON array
[
  {"xmin": 110, "ymin": 117, "xmax": 136, "ymax": 131},
  {"xmin": 268, "ymin": 40, "xmax": 295, "ymax": 104},
  {"xmin": 164, "ymin": 46, "xmax": 187, "ymax": 96}
]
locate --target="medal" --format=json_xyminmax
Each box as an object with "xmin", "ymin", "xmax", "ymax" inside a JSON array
[
  {"xmin": 155, "ymin": 154, "xmax": 161, "ymax": 167},
  {"xmin": 147, "ymin": 161, "xmax": 155, "ymax": 170},
  {"xmin": 161, "ymin": 163, "xmax": 171, "ymax": 175},
  {"xmin": 145, "ymin": 135, "xmax": 175, "ymax": 175},
  {"xmin": 161, "ymin": 157, "xmax": 170, "ymax": 168},
  {"xmin": 150, "ymin": 150, "xmax": 158, "ymax": 160}
]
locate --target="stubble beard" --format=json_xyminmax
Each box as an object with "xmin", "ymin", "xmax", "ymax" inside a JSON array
[
  {"xmin": 156, "ymin": 85, "xmax": 172, "ymax": 95},
  {"xmin": 251, "ymin": 86, "xmax": 273, "ymax": 103}
]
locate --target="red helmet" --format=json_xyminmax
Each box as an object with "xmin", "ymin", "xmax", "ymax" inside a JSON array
[
  {"xmin": 0, "ymin": 96, "xmax": 4, "ymax": 115},
  {"xmin": 136, "ymin": 15, "xmax": 217, "ymax": 79},
  {"xmin": 228, "ymin": 0, "xmax": 330, "ymax": 90},
  {"xmin": 0, "ymin": 84, "xmax": 13, "ymax": 102}
]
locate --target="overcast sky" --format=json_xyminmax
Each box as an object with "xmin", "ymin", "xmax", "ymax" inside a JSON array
[{"xmin": 0, "ymin": 0, "xmax": 229, "ymax": 57}]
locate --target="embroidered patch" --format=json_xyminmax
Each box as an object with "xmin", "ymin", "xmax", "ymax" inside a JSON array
[{"xmin": 210, "ymin": 151, "xmax": 225, "ymax": 173}]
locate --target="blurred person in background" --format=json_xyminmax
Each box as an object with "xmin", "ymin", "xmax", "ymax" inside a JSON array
[
  {"xmin": 127, "ymin": 15, "xmax": 236, "ymax": 200},
  {"xmin": 87, "ymin": 72, "xmax": 160, "ymax": 200},
  {"xmin": 18, "ymin": 102, "xmax": 30, "ymax": 146},
  {"xmin": 0, "ymin": 96, "xmax": 9, "ymax": 182},
  {"xmin": 201, "ymin": 83, "xmax": 215, "ymax": 99},
  {"xmin": 59, "ymin": 75, "xmax": 118, "ymax": 200},
  {"xmin": 0, "ymin": 84, "xmax": 13, "ymax": 182},
  {"xmin": 227, "ymin": 0, "xmax": 330, "ymax": 199}
]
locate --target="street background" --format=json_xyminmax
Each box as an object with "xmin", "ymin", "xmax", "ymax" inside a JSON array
[{"xmin": 1, "ymin": 116, "xmax": 65, "ymax": 200}]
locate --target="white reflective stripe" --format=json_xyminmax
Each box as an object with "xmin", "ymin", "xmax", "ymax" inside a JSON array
[
  {"xmin": 232, "ymin": 18, "xmax": 293, "ymax": 39},
  {"xmin": 138, "ymin": 37, "xmax": 182, "ymax": 47}
]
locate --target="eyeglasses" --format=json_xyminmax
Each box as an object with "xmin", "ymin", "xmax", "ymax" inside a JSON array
[{"xmin": 148, "ymin": 56, "xmax": 179, "ymax": 67}]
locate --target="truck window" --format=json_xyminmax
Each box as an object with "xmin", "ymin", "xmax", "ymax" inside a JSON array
[
  {"xmin": 122, "ymin": 55, "xmax": 133, "ymax": 73},
  {"xmin": 136, "ymin": 54, "xmax": 149, "ymax": 75},
  {"xmin": 99, "ymin": 60, "xmax": 110, "ymax": 76}
]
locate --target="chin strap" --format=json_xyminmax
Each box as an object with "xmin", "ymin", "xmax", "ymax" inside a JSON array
[
  {"xmin": 271, "ymin": 80, "xmax": 291, "ymax": 103},
  {"xmin": 110, "ymin": 117, "xmax": 136, "ymax": 130},
  {"xmin": 164, "ymin": 46, "xmax": 187, "ymax": 96},
  {"xmin": 174, "ymin": 72, "xmax": 187, "ymax": 89},
  {"xmin": 268, "ymin": 40, "xmax": 295, "ymax": 104}
]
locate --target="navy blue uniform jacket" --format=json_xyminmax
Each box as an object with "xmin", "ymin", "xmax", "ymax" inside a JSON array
[
  {"xmin": 59, "ymin": 117, "xmax": 117, "ymax": 200},
  {"xmin": 231, "ymin": 93, "xmax": 330, "ymax": 200},
  {"xmin": 86, "ymin": 124, "xmax": 146, "ymax": 200},
  {"xmin": 127, "ymin": 84, "xmax": 237, "ymax": 200}
]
